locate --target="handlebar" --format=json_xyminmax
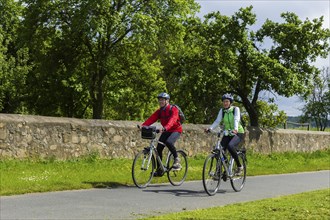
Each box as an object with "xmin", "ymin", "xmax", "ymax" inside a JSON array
[
  {"xmin": 137, "ymin": 125, "xmax": 161, "ymax": 133},
  {"xmin": 205, "ymin": 128, "xmax": 236, "ymax": 137}
]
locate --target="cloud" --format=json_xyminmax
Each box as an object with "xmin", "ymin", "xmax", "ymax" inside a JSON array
[{"xmin": 196, "ymin": 0, "xmax": 329, "ymax": 28}]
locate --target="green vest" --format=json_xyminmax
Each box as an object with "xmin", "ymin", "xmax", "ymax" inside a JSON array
[{"xmin": 223, "ymin": 107, "xmax": 245, "ymax": 134}]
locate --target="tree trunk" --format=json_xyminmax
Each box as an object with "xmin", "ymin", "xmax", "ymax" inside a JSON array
[
  {"xmin": 91, "ymin": 68, "xmax": 105, "ymax": 119},
  {"xmin": 246, "ymin": 104, "xmax": 259, "ymax": 127},
  {"xmin": 92, "ymin": 88, "xmax": 103, "ymax": 119},
  {"xmin": 240, "ymin": 96, "xmax": 259, "ymax": 127}
]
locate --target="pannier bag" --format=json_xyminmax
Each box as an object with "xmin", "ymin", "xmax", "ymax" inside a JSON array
[{"xmin": 141, "ymin": 126, "xmax": 157, "ymax": 139}]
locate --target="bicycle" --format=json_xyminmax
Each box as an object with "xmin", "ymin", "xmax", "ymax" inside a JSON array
[
  {"xmin": 202, "ymin": 129, "xmax": 247, "ymax": 196},
  {"xmin": 132, "ymin": 125, "xmax": 188, "ymax": 188}
]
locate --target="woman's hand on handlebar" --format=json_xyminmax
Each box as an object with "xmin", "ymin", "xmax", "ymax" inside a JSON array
[
  {"xmin": 204, "ymin": 128, "xmax": 211, "ymax": 133},
  {"xmin": 224, "ymin": 129, "xmax": 237, "ymax": 136}
]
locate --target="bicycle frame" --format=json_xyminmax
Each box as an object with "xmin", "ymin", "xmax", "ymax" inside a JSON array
[
  {"xmin": 212, "ymin": 130, "xmax": 235, "ymax": 179},
  {"xmin": 218, "ymin": 148, "xmax": 234, "ymax": 178},
  {"xmin": 143, "ymin": 138, "xmax": 170, "ymax": 173},
  {"xmin": 132, "ymin": 126, "xmax": 188, "ymax": 188}
]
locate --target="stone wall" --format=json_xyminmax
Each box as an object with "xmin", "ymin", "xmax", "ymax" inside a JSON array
[{"xmin": 0, "ymin": 114, "xmax": 329, "ymax": 159}]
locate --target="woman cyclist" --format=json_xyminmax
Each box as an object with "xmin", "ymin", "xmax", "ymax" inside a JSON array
[{"xmin": 205, "ymin": 93, "xmax": 245, "ymax": 175}]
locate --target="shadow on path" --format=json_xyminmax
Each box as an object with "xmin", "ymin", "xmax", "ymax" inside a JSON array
[
  {"xmin": 82, "ymin": 181, "xmax": 130, "ymax": 188},
  {"xmin": 142, "ymin": 186, "xmax": 229, "ymax": 197}
]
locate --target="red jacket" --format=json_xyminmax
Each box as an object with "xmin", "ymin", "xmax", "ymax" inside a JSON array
[{"xmin": 142, "ymin": 104, "xmax": 183, "ymax": 133}]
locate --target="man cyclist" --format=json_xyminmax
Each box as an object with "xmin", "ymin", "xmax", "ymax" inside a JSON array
[
  {"xmin": 205, "ymin": 93, "xmax": 245, "ymax": 175},
  {"xmin": 140, "ymin": 92, "xmax": 182, "ymax": 176}
]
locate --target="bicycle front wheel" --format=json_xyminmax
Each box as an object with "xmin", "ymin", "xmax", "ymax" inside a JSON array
[
  {"xmin": 230, "ymin": 152, "xmax": 247, "ymax": 192},
  {"xmin": 132, "ymin": 150, "xmax": 155, "ymax": 188},
  {"xmin": 167, "ymin": 150, "xmax": 188, "ymax": 186},
  {"xmin": 202, "ymin": 154, "xmax": 221, "ymax": 196}
]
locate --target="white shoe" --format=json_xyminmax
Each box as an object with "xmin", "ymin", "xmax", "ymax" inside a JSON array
[
  {"xmin": 172, "ymin": 157, "xmax": 181, "ymax": 170},
  {"xmin": 235, "ymin": 166, "xmax": 243, "ymax": 176}
]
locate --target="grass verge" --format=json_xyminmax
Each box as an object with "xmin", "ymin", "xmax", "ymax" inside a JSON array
[
  {"xmin": 0, "ymin": 149, "xmax": 329, "ymax": 196},
  {"xmin": 141, "ymin": 188, "xmax": 330, "ymax": 220}
]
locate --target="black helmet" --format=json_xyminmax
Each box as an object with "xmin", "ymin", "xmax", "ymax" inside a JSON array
[
  {"xmin": 222, "ymin": 93, "xmax": 233, "ymax": 103},
  {"xmin": 157, "ymin": 92, "xmax": 170, "ymax": 100}
]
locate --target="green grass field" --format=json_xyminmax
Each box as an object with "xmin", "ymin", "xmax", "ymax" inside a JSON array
[{"xmin": 141, "ymin": 188, "xmax": 330, "ymax": 220}]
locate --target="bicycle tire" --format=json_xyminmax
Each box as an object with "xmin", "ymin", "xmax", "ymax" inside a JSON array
[
  {"xmin": 202, "ymin": 154, "xmax": 221, "ymax": 196},
  {"xmin": 132, "ymin": 150, "xmax": 155, "ymax": 188},
  {"xmin": 230, "ymin": 152, "xmax": 246, "ymax": 192},
  {"xmin": 167, "ymin": 150, "xmax": 188, "ymax": 186}
]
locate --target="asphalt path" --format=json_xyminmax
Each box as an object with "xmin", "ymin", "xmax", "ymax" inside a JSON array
[{"xmin": 1, "ymin": 170, "xmax": 329, "ymax": 220}]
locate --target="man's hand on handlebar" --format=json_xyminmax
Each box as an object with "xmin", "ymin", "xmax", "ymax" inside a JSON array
[
  {"xmin": 158, "ymin": 127, "xmax": 166, "ymax": 133},
  {"xmin": 204, "ymin": 128, "xmax": 211, "ymax": 133},
  {"xmin": 137, "ymin": 125, "xmax": 164, "ymax": 133}
]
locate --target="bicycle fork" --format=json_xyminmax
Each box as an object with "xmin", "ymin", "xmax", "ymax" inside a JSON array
[{"xmin": 141, "ymin": 148, "xmax": 154, "ymax": 171}]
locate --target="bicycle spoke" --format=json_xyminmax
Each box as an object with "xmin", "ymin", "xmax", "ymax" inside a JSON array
[
  {"xmin": 167, "ymin": 150, "xmax": 188, "ymax": 186},
  {"xmin": 230, "ymin": 152, "xmax": 246, "ymax": 192},
  {"xmin": 132, "ymin": 151, "xmax": 155, "ymax": 188},
  {"xmin": 202, "ymin": 154, "xmax": 221, "ymax": 196}
]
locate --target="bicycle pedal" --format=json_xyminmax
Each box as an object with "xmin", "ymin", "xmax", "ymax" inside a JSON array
[{"xmin": 153, "ymin": 171, "xmax": 164, "ymax": 177}]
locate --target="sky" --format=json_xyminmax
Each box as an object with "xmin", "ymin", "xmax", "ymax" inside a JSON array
[{"xmin": 195, "ymin": 0, "xmax": 330, "ymax": 116}]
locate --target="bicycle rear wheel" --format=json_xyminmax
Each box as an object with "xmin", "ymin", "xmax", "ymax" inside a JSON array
[
  {"xmin": 202, "ymin": 154, "xmax": 221, "ymax": 196},
  {"xmin": 167, "ymin": 150, "xmax": 188, "ymax": 186},
  {"xmin": 230, "ymin": 152, "xmax": 246, "ymax": 192},
  {"xmin": 132, "ymin": 150, "xmax": 155, "ymax": 188}
]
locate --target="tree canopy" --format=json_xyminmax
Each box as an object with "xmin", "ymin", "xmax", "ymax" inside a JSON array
[
  {"xmin": 1, "ymin": 2, "xmax": 329, "ymax": 128},
  {"xmin": 300, "ymin": 67, "xmax": 330, "ymax": 131},
  {"xmin": 0, "ymin": 0, "xmax": 30, "ymax": 113},
  {"xmin": 173, "ymin": 6, "xmax": 330, "ymax": 126}
]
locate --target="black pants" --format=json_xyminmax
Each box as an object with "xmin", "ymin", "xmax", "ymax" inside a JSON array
[
  {"xmin": 221, "ymin": 133, "xmax": 244, "ymax": 167},
  {"xmin": 156, "ymin": 132, "xmax": 181, "ymax": 169}
]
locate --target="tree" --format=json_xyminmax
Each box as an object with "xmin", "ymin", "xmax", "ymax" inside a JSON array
[
  {"xmin": 175, "ymin": 6, "xmax": 330, "ymax": 126},
  {"xmin": 0, "ymin": 0, "xmax": 30, "ymax": 113},
  {"xmin": 257, "ymin": 100, "xmax": 287, "ymax": 128},
  {"xmin": 300, "ymin": 67, "xmax": 330, "ymax": 131},
  {"xmin": 20, "ymin": 0, "xmax": 199, "ymax": 119}
]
